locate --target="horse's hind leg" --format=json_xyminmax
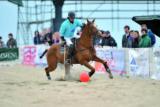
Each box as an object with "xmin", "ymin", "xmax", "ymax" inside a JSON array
[
  {"xmin": 45, "ymin": 63, "xmax": 57, "ymax": 80},
  {"xmin": 45, "ymin": 67, "xmax": 51, "ymax": 80},
  {"xmin": 93, "ymin": 56, "xmax": 113, "ymax": 79},
  {"xmin": 103, "ymin": 63, "xmax": 113, "ymax": 79}
]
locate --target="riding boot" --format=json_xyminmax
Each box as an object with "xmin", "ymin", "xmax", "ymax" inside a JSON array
[
  {"xmin": 68, "ymin": 44, "xmax": 74, "ymax": 58},
  {"xmin": 66, "ymin": 44, "xmax": 74, "ymax": 63}
]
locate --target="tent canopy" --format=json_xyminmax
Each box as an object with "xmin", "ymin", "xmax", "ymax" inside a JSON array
[
  {"xmin": 8, "ymin": 0, "xmax": 23, "ymax": 6},
  {"xmin": 132, "ymin": 15, "xmax": 160, "ymax": 38}
]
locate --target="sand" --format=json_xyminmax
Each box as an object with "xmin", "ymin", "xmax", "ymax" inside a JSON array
[{"xmin": 0, "ymin": 64, "xmax": 160, "ymax": 107}]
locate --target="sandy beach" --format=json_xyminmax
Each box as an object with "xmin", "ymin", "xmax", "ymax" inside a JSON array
[{"xmin": 0, "ymin": 64, "xmax": 160, "ymax": 107}]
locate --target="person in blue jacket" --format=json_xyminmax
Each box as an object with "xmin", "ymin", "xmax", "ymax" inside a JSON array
[
  {"xmin": 141, "ymin": 24, "xmax": 156, "ymax": 47},
  {"xmin": 59, "ymin": 11, "xmax": 82, "ymax": 61}
]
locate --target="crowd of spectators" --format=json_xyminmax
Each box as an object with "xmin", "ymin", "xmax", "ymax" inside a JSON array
[
  {"xmin": 0, "ymin": 33, "xmax": 17, "ymax": 48},
  {"xmin": 0, "ymin": 23, "xmax": 155, "ymax": 49},
  {"xmin": 93, "ymin": 30, "xmax": 117, "ymax": 47},
  {"xmin": 1, "ymin": 24, "xmax": 155, "ymax": 49},
  {"xmin": 34, "ymin": 23, "xmax": 156, "ymax": 48},
  {"xmin": 94, "ymin": 24, "xmax": 155, "ymax": 48},
  {"xmin": 122, "ymin": 24, "xmax": 155, "ymax": 48},
  {"xmin": 34, "ymin": 27, "xmax": 118, "ymax": 47},
  {"xmin": 33, "ymin": 28, "xmax": 61, "ymax": 46}
]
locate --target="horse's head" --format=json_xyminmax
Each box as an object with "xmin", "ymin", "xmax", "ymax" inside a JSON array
[
  {"xmin": 79, "ymin": 19, "xmax": 101, "ymax": 48},
  {"xmin": 85, "ymin": 19, "xmax": 101, "ymax": 36}
]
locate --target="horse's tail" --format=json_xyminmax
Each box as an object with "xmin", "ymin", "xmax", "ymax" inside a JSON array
[{"xmin": 39, "ymin": 49, "xmax": 48, "ymax": 59}]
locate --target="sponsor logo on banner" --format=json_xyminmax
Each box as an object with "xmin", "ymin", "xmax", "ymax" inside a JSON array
[
  {"xmin": 129, "ymin": 49, "xmax": 149, "ymax": 77},
  {"xmin": 130, "ymin": 56, "xmax": 138, "ymax": 73},
  {"xmin": 0, "ymin": 48, "xmax": 19, "ymax": 61},
  {"xmin": 22, "ymin": 46, "xmax": 36, "ymax": 66}
]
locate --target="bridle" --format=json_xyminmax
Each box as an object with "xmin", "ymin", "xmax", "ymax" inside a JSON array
[{"xmin": 75, "ymin": 23, "xmax": 98, "ymax": 53}]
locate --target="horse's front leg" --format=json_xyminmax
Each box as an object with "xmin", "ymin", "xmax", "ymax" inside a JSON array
[
  {"xmin": 83, "ymin": 61, "xmax": 95, "ymax": 77},
  {"xmin": 93, "ymin": 56, "xmax": 113, "ymax": 79}
]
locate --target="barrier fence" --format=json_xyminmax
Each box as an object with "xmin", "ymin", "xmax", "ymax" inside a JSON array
[{"xmin": 0, "ymin": 45, "xmax": 160, "ymax": 80}]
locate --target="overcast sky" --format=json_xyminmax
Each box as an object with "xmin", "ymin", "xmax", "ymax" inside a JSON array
[{"xmin": 0, "ymin": 1, "xmax": 17, "ymax": 42}]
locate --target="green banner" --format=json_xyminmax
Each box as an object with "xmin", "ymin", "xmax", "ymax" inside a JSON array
[{"xmin": 0, "ymin": 48, "xmax": 19, "ymax": 61}]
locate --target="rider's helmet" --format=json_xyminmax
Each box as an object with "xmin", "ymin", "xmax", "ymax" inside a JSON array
[{"xmin": 68, "ymin": 11, "xmax": 75, "ymax": 19}]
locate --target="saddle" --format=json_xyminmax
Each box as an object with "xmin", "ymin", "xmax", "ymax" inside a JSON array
[{"xmin": 60, "ymin": 38, "xmax": 78, "ymax": 63}]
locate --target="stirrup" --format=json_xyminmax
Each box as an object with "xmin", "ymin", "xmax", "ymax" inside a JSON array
[{"xmin": 65, "ymin": 59, "xmax": 71, "ymax": 64}]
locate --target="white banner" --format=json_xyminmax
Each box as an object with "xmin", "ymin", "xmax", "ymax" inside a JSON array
[
  {"xmin": 21, "ymin": 45, "xmax": 48, "ymax": 67},
  {"xmin": 151, "ymin": 48, "xmax": 160, "ymax": 80},
  {"xmin": 34, "ymin": 45, "xmax": 48, "ymax": 67},
  {"xmin": 129, "ymin": 48, "xmax": 150, "ymax": 77},
  {"xmin": 95, "ymin": 47, "xmax": 125, "ymax": 75},
  {"xmin": 18, "ymin": 45, "xmax": 160, "ymax": 80}
]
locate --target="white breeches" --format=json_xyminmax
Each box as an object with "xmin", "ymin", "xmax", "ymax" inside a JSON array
[{"xmin": 65, "ymin": 38, "xmax": 73, "ymax": 45}]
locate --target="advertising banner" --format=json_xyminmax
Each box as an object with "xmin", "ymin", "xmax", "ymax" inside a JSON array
[
  {"xmin": 22, "ymin": 46, "xmax": 36, "ymax": 66},
  {"xmin": 151, "ymin": 48, "xmax": 160, "ymax": 80},
  {"xmin": 94, "ymin": 47, "xmax": 125, "ymax": 75},
  {"xmin": 129, "ymin": 48, "xmax": 150, "ymax": 77},
  {"xmin": 0, "ymin": 48, "xmax": 19, "ymax": 61}
]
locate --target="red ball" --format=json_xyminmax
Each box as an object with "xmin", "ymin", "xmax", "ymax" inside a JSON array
[{"xmin": 80, "ymin": 72, "xmax": 90, "ymax": 82}]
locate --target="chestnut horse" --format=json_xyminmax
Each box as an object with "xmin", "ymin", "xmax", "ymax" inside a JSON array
[{"xmin": 45, "ymin": 19, "xmax": 113, "ymax": 80}]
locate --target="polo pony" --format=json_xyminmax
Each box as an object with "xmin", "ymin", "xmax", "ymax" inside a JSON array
[{"xmin": 45, "ymin": 19, "xmax": 113, "ymax": 80}]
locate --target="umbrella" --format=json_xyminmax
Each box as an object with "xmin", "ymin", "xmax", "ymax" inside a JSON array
[{"xmin": 132, "ymin": 15, "xmax": 160, "ymax": 38}]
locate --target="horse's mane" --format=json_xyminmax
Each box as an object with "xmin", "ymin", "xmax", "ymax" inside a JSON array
[{"xmin": 81, "ymin": 23, "xmax": 86, "ymax": 31}]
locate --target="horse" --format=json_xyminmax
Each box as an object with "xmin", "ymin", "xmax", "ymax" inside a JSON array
[{"xmin": 45, "ymin": 19, "xmax": 113, "ymax": 80}]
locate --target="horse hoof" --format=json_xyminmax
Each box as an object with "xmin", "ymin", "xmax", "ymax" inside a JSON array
[
  {"xmin": 47, "ymin": 76, "xmax": 51, "ymax": 80},
  {"xmin": 109, "ymin": 75, "xmax": 113, "ymax": 79},
  {"xmin": 88, "ymin": 71, "xmax": 95, "ymax": 77},
  {"xmin": 48, "ymin": 78, "xmax": 51, "ymax": 80}
]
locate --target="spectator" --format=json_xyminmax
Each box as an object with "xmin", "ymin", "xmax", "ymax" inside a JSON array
[
  {"xmin": 126, "ymin": 30, "xmax": 134, "ymax": 48},
  {"xmin": 44, "ymin": 33, "xmax": 52, "ymax": 46},
  {"xmin": 141, "ymin": 24, "xmax": 156, "ymax": 46},
  {"xmin": 101, "ymin": 31, "xmax": 117, "ymax": 47},
  {"xmin": 34, "ymin": 30, "xmax": 41, "ymax": 45},
  {"xmin": 7, "ymin": 33, "xmax": 17, "ymax": 48},
  {"xmin": 139, "ymin": 29, "xmax": 151, "ymax": 48},
  {"xmin": 93, "ymin": 35, "xmax": 103, "ymax": 46},
  {"xmin": 122, "ymin": 25, "xmax": 130, "ymax": 47},
  {"xmin": 39, "ymin": 32, "xmax": 61, "ymax": 59},
  {"xmin": 52, "ymin": 32, "xmax": 61, "ymax": 45},
  {"xmin": 0, "ymin": 36, "xmax": 5, "ymax": 48},
  {"xmin": 43, "ymin": 29, "xmax": 52, "ymax": 45},
  {"xmin": 131, "ymin": 30, "xmax": 140, "ymax": 48}
]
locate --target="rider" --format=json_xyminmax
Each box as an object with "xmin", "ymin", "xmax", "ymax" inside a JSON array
[{"xmin": 59, "ymin": 11, "xmax": 83, "ymax": 61}]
